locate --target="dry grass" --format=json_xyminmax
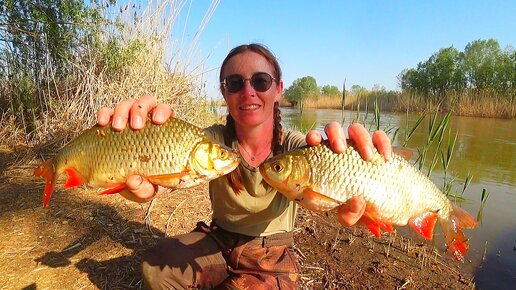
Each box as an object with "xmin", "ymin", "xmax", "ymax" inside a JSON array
[{"xmin": 0, "ymin": 0, "xmax": 222, "ymax": 149}]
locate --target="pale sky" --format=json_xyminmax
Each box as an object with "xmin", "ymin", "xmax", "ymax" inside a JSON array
[{"xmin": 167, "ymin": 0, "xmax": 515, "ymax": 98}]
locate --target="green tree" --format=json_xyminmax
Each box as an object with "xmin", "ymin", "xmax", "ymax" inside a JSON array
[
  {"xmin": 0, "ymin": 0, "xmax": 104, "ymax": 129},
  {"xmin": 463, "ymin": 39, "xmax": 502, "ymax": 90},
  {"xmin": 321, "ymin": 84, "xmax": 340, "ymax": 96},
  {"xmin": 284, "ymin": 76, "xmax": 318, "ymax": 114},
  {"xmin": 350, "ymin": 84, "xmax": 367, "ymax": 96}
]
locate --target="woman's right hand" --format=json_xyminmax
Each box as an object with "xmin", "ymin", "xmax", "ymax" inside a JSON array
[
  {"xmin": 97, "ymin": 95, "xmax": 173, "ymax": 130},
  {"xmin": 97, "ymin": 95, "xmax": 174, "ymax": 203}
]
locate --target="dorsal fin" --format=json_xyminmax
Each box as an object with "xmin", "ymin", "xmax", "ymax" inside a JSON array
[{"xmin": 392, "ymin": 146, "xmax": 414, "ymax": 161}]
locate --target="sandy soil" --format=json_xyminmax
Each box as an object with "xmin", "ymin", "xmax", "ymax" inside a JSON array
[{"xmin": 0, "ymin": 148, "xmax": 475, "ymax": 289}]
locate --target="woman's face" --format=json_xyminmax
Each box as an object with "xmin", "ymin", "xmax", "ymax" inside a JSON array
[{"xmin": 221, "ymin": 51, "xmax": 283, "ymax": 129}]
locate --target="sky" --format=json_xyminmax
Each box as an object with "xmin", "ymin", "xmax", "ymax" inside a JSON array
[{"xmin": 167, "ymin": 0, "xmax": 516, "ymax": 99}]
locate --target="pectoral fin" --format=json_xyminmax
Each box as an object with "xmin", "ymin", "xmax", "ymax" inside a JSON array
[
  {"xmin": 147, "ymin": 172, "xmax": 192, "ymax": 188},
  {"xmin": 99, "ymin": 184, "xmax": 126, "ymax": 195},
  {"xmin": 63, "ymin": 167, "xmax": 87, "ymax": 188},
  {"xmin": 298, "ymin": 188, "xmax": 340, "ymax": 212}
]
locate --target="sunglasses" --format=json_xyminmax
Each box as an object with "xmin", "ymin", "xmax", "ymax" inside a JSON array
[{"xmin": 221, "ymin": 72, "xmax": 276, "ymax": 93}]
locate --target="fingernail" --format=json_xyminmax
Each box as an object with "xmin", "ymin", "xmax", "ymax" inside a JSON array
[
  {"xmin": 153, "ymin": 111, "xmax": 164, "ymax": 123},
  {"xmin": 366, "ymin": 146, "xmax": 374, "ymax": 160},
  {"xmin": 132, "ymin": 115, "xmax": 142, "ymax": 128},
  {"xmin": 113, "ymin": 116, "xmax": 123, "ymax": 129},
  {"xmin": 98, "ymin": 115, "xmax": 107, "ymax": 125},
  {"xmin": 333, "ymin": 139, "xmax": 345, "ymax": 152},
  {"xmin": 385, "ymin": 150, "xmax": 392, "ymax": 161},
  {"xmin": 135, "ymin": 176, "xmax": 143, "ymax": 187}
]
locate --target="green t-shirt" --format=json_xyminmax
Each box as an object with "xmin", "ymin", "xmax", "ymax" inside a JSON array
[{"xmin": 204, "ymin": 124, "xmax": 306, "ymax": 236}]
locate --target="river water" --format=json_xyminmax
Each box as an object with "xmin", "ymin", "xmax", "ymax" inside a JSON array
[{"xmin": 217, "ymin": 106, "xmax": 516, "ymax": 288}]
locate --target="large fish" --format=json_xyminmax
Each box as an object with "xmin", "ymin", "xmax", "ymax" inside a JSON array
[
  {"xmin": 35, "ymin": 118, "xmax": 239, "ymax": 207},
  {"xmin": 259, "ymin": 141, "xmax": 477, "ymax": 261}
]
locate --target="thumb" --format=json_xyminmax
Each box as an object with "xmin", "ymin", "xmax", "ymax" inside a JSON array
[
  {"xmin": 118, "ymin": 175, "xmax": 158, "ymax": 203},
  {"xmin": 337, "ymin": 196, "xmax": 366, "ymax": 227}
]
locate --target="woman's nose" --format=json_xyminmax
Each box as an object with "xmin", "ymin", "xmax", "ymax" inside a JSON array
[{"xmin": 241, "ymin": 79, "xmax": 256, "ymax": 96}]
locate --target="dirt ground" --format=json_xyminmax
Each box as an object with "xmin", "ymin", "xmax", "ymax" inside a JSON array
[{"xmin": 0, "ymin": 147, "xmax": 476, "ymax": 289}]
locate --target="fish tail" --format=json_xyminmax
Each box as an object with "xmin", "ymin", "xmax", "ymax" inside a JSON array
[
  {"xmin": 34, "ymin": 160, "xmax": 56, "ymax": 207},
  {"xmin": 439, "ymin": 205, "xmax": 477, "ymax": 262}
]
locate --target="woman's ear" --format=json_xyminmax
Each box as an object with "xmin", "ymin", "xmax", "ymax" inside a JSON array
[{"xmin": 275, "ymin": 80, "xmax": 284, "ymax": 102}]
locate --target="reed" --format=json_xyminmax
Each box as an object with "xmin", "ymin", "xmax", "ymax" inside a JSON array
[
  {"xmin": 302, "ymin": 94, "xmax": 358, "ymax": 109},
  {"xmin": 0, "ymin": 0, "xmax": 220, "ymax": 148},
  {"xmin": 283, "ymin": 89, "xmax": 514, "ymax": 119}
]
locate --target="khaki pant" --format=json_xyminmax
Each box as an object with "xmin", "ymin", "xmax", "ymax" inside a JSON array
[{"xmin": 141, "ymin": 222, "xmax": 299, "ymax": 290}]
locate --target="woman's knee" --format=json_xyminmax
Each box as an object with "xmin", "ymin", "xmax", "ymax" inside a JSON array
[{"xmin": 141, "ymin": 247, "xmax": 188, "ymax": 289}]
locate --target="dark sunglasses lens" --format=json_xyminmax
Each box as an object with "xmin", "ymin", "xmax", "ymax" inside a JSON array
[
  {"xmin": 251, "ymin": 73, "xmax": 273, "ymax": 92},
  {"xmin": 225, "ymin": 75, "xmax": 244, "ymax": 93}
]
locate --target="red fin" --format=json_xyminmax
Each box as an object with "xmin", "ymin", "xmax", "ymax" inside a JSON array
[
  {"xmin": 299, "ymin": 188, "xmax": 340, "ymax": 212},
  {"xmin": 392, "ymin": 146, "xmax": 414, "ymax": 161},
  {"xmin": 409, "ymin": 211, "xmax": 438, "ymax": 240},
  {"xmin": 99, "ymin": 184, "xmax": 126, "ymax": 195},
  {"xmin": 63, "ymin": 167, "xmax": 87, "ymax": 188},
  {"xmin": 358, "ymin": 206, "xmax": 394, "ymax": 237},
  {"xmin": 439, "ymin": 206, "xmax": 477, "ymax": 262},
  {"xmin": 147, "ymin": 172, "xmax": 191, "ymax": 187},
  {"xmin": 34, "ymin": 160, "xmax": 55, "ymax": 207}
]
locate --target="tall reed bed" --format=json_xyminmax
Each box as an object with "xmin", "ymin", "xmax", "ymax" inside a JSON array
[
  {"xmin": 287, "ymin": 89, "xmax": 514, "ymax": 119},
  {"xmin": 0, "ymin": 0, "xmax": 220, "ymax": 148},
  {"xmin": 302, "ymin": 94, "xmax": 358, "ymax": 109},
  {"xmin": 390, "ymin": 90, "xmax": 514, "ymax": 119}
]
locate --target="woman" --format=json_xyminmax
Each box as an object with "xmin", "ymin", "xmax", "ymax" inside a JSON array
[{"xmin": 98, "ymin": 44, "xmax": 392, "ymax": 289}]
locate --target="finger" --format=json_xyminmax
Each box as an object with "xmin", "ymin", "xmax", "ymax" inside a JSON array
[
  {"xmin": 324, "ymin": 121, "xmax": 347, "ymax": 153},
  {"xmin": 118, "ymin": 175, "xmax": 158, "ymax": 203},
  {"xmin": 130, "ymin": 95, "xmax": 157, "ymax": 129},
  {"xmin": 97, "ymin": 107, "xmax": 114, "ymax": 126},
  {"xmin": 372, "ymin": 130, "xmax": 392, "ymax": 161},
  {"xmin": 112, "ymin": 99, "xmax": 137, "ymax": 131},
  {"xmin": 151, "ymin": 103, "xmax": 174, "ymax": 124},
  {"xmin": 306, "ymin": 130, "xmax": 322, "ymax": 146},
  {"xmin": 348, "ymin": 123, "xmax": 374, "ymax": 161},
  {"xmin": 337, "ymin": 196, "xmax": 366, "ymax": 227}
]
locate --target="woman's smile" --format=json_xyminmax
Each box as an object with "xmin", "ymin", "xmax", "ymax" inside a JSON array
[{"xmin": 240, "ymin": 104, "xmax": 262, "ymax": 111}]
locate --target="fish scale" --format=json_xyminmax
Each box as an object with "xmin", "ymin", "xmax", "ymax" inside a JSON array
[{"xmin": 260, "ymin": 142, "xmax": 477, "ymax": 261}]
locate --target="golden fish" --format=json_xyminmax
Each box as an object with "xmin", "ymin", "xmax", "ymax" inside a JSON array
[
  {"xmin": 35, "ymin": 118, "xmax": 239, "ymax": 206},
  {"xmin": 260, "ymin": 142, "xmax": 477, "ymax": 261}
]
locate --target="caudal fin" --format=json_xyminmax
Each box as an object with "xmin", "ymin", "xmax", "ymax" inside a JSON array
[
  {"xmin": 440, "ymin": 206, "xmax": 477, "ymax": 262},
  {"xmin": 34, "ymin": 160, "xmax": 55, "ymax": 207}
]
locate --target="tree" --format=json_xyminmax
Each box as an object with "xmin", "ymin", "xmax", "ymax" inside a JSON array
[
  {"xmin": 350, "ymin": 84, "xmax": 367, "ymax": 96},
  {"xmin": 463, "ymin": 39, "xmax": 502, "ymax": 90},
  {"xmin": 321, "ymin": 84, "xmax": 340, "ymax": 96},
  {"xmin": 0, "ymin": 0, "xmax": 104, "ymax": 129},
  {"xmin": 284, "ymin": 76, "xmax": 318, "ymax": 114}
]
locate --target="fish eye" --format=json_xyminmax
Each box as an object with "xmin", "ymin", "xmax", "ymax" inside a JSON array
[
  {"xmin": 272, "ymin": 162, "xmax": 283, "ymax": 172},
  {"xmin": 220, "ymin": 151, "xmax": 227, "ymax": 159}
]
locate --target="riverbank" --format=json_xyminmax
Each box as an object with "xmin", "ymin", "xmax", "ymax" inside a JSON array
[{"xmin": 275, "ymin": 91, "xmax": 515, "ymax": 119}]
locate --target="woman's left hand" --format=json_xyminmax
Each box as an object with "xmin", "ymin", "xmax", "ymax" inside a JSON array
[{"xmin": 305, "ymin": 121, "xmax": 392, "ymax": 227}]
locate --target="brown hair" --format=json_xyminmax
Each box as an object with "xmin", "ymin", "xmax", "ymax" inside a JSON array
[{"xmin": 220, "ymin": 44, "xmax": 283, "ymax": 193}]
